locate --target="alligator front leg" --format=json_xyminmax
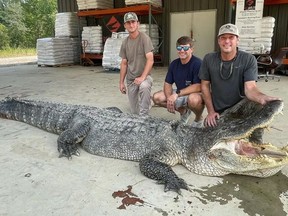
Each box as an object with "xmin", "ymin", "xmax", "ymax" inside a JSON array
[
  {"xmin": 139, "ymin": 149, "xmax": 188, "ymax": 194},
  {"xmin": 57, "ymin": 120, "xmax": 90, "ymax": 159}
]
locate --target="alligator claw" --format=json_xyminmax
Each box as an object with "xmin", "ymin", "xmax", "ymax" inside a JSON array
[
  {"xmin": 58, "ymin": 143, "xmax": 80, "ymax": 159},
  {"xmin": 140, "ymin": 154, "xmax": 189, "ymax": 194},
  {"xmin": 157, "ymin": 177, "xmax": 188, "ymax": 194},
  {"xmin": 169, "ymin": 180, "xmax": 187, "ymax": 194},
  {"xmin": 73, "ymin": 149, "xmax": 80, "ymax": 156}
]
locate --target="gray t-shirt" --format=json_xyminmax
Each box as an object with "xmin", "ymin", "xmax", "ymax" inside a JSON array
[
  {"xmin": 199, "ymin": 50, "xmax": 257, "ymax": 113},
  {"xmin": 119, "ymin": 32, "xmax": 154, "ymax": 84}
]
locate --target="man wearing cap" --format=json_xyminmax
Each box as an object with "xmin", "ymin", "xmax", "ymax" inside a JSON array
[
  {"xmin": 199, "ymin": 23, "xmax": 280, "ymax": 142},
  {"xmin": 119, "ymin": 12, "xmax": 154, "ymax": 116}
]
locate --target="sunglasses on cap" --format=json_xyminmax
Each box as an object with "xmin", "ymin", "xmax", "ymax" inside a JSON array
[{"xmin": 176, "ymin": 46, "xmax": 191, "ymax": 51}]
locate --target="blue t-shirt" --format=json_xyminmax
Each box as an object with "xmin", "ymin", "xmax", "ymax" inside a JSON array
[{"xmin": 165, "ymin": 56, "xmax": 202, "ymax": 90}]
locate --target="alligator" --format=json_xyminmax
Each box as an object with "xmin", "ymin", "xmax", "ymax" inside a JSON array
[{"xmin": 0, "ymin": 97, "xmax": 287, "ymax": 194}]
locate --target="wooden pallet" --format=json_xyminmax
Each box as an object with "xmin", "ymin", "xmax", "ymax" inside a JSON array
[
  {"xmin": 37, "ymin": 63, "xmax": 74, "ymax": 67},
  {"xmin": 125, "ymin": 1, "xmax": 162, "ymax": 8},
  {"xmin": 125, "ymin": 3, "xmax": 162, "ymax": 8}
]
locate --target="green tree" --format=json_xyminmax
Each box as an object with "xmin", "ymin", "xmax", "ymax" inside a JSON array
[
  {"xmin": 0, "ymin": 0, "xmax": 21, "ymax": 9},
  {"xmin": 0, "ymin": 1, "xmax": 27, "ymax": 48},
  {"xmin": 0, "ymin": 23, "xmax": 10, "ymax": 49},
  {"xmin": 0, "ymin": 0, "xmax": 57, "ymax": 49},
  {"xmin": 21, "ymin": 0, "xmax": 57, "ymax": 47}
]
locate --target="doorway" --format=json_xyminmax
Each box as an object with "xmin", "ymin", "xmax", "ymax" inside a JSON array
[{"xmin": 170, "ymin": 10, "xmax": 217, "ymax": 62}]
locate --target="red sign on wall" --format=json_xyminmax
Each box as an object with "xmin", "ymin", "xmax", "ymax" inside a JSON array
[{"xmin": 106, "ymin": 16, "xmax": 121, "ymax": 32}]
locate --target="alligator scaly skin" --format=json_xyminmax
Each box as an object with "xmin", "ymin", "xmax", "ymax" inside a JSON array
[{"xmin": 0, "ymin": 97, "xmax": 286, "ymax": 194}]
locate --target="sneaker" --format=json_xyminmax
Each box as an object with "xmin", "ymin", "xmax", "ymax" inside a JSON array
[
  {"xmin": 180, "ymin": 109, "xmax": 192, "ymax": 124},
  {"xmin": 191, "ymin": 120, "xmax": 203, "ymax": 128}
]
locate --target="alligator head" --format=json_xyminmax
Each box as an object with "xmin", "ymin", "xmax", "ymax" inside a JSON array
[{"xmin": 184, "ymin": 99, "xmax": 288, "ymax": 178}]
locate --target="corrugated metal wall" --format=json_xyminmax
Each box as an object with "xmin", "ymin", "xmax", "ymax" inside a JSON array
[
  {"xmin": 58, "ymin": 0, "xmax": 288, "ymax": 65},
  {"xmin": 57, "ymin": 0, "xmax": 78, "ymax": 12}
]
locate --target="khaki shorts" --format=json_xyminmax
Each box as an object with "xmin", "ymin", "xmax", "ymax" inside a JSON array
[{"xmin": 173, "ymin": 89, "xmax": 188, "ymax": 109}]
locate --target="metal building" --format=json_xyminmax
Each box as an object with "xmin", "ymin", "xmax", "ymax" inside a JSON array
[{"xmin": 57, "ymin": 0, "xmax": 288, "ymax": 65}]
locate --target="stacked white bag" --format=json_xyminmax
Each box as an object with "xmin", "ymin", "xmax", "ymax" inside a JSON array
[
  {"xmin": 71, "ymin": 38, "xmax": 81, "ymax": 63},
  {"xmin": 37, "ymin": 12, "xmax": 86, "ymax": 65},
  {"xmin": 55, "ymin": 12, "xmax": 86, "ymax": 37},
  {"xmin": 37, "ymin": 38, "xmax": 74, "ymax": 66},
  {"xmin": 102, "ymin": 32, "xmax": 129, "ymax": 70},
  {"xmin": 139, "ymin": 24, "xmax": 159, "ymax": 53},
  {"xmin": 238, "ymin": 17, "xmax": 275, "ymax": 54},
  {"xmin": 81, "ymin": 26, "xmax": 103, "ymax": 53},
  {"xmin": 77, "ymin": 0, "xmax": 113, "ymax": 10},
  {"xmin": 260, "ymin": 17, "xmax": 275, "ymax": 53},
  {"xmin": 125, "ymin": 0, "xmax": 162, "ymax": 7}
]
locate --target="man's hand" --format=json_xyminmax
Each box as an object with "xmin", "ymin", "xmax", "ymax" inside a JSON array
[
  {"xmin": 167, "ymin": 94, "xmax": 178, "ymax": 113},
  {"xmin": 119, "ymin": 83, "xmax": 127, "ymax": 94},
  {"xmin": 204, "ymin": 112, "xmax": 220, "ymax": 127},
  {"xmin": 134, "ymin": 77, "xmax": 145, "ymax": 85},
  {"xmin": 258, "ymin": 95, "xmax": 281, "ymax": 105}
]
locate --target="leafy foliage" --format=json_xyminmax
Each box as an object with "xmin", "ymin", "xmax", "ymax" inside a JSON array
[
  {"xmin": 0, "ymin": 0, "xmax": 57, "ymax": 49},
  {"xmin": 0, "ymin": 23, "xmax": 10, "ymax": 49}
]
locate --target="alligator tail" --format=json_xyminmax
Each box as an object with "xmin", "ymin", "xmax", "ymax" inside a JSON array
[{"xmin": 0, "ymin": 97, "xmax": 73, "ymax": 134}]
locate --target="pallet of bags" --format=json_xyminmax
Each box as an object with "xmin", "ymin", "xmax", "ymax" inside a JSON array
[
  {"xmin": 71, "ymin": 38, "xmax": 81, "ymax": 64},
  {"xmin": 238, "ymin": 16, "xmax": 275, "ymax": 54},
  {"xmin": 82, "ymin": 26, "xmax": 103, "ymax": 54},
  {"xmin": 139, "ymin": 24, "xmax": 159, "ymax": 53},
  {"xmin": 55, "ymin": 12, "xmax": 86, "ymax": 37},
  {"xmin": 125, "ymin": 0, "xmax": 162, "ymax": 7},
  {"xmin": 37, "ymin": 37, "xmax": 75, "ymax": 66},
  {"xmin": 102, "ymin": 32, "xmax": 129, "ymax": 71},
  {"xmin": 238, "ymin": 38, "xmax": 264, "ymax": 54},
  {"xmin": 260, "ymin": 16, "xmax": 275, "ymax": 53},
  {"xmin": 77, "ymin": 0, "xmax": 113, "ymax": 10}
]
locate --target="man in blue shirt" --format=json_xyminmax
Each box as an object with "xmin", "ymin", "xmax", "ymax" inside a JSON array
[{"xmin": 152, "ymin": 36, "xmax": 204, "ymax": 127}]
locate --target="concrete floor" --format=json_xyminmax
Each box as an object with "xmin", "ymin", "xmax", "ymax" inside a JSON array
[{"xmin": 0, "ymin": 63, "xmax": 287, "ymax": 216}]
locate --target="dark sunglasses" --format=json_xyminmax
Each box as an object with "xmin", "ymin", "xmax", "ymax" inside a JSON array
[{"xmin": 176, "ymin": 46, "xmax": 191, "ymax": 51}]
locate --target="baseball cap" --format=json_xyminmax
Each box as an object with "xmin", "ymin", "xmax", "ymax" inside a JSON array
[
  {"xmin": 124, "ymin": 12, "xmax": 138, "ymax": 23},
  {"xmin": 218, "ymin": 23, "xmax": 239, "ymax": 37}
]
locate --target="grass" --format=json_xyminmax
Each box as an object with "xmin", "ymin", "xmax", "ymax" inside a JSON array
[{"xmin": 0, "ymin": 48, "xmax": 36, "ymax": 58}]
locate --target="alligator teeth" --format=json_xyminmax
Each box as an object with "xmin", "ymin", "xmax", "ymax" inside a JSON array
[{"xmin": 262, "ymin": 155, "xmax": 268, "ymax": 158}]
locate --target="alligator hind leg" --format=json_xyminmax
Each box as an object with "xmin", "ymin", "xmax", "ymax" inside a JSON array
[
  {"xmin": 139, "ymin": 148, "xmax": 188, "ymax": 194},
  {"xmin": 57, "ymin": 120, "xmax": 90, "ymax": 159}
]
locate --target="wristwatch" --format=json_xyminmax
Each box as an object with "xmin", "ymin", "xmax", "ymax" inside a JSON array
[{"xmin": 176, "ymin": 89, "xmax": 181, "ymax": 95}]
